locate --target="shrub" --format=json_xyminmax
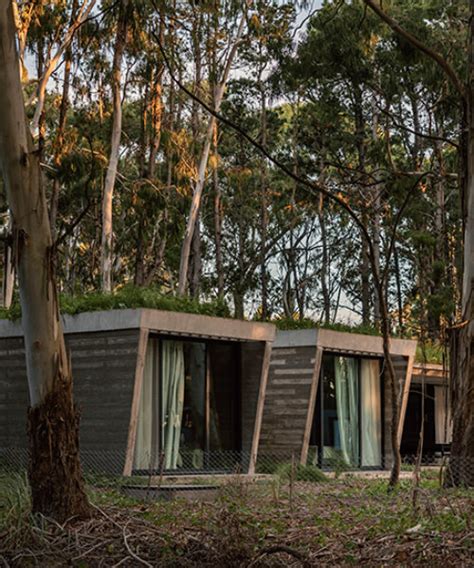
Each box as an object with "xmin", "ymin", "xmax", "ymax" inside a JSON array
[{"xmin": 275, "ymin": 463, "xmax": 328, "ymax": 483}]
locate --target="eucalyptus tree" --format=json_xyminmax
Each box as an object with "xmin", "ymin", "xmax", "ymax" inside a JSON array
[
  {"xmin": 0, "ymin": 2, "xmax": 89, "ymax": 521},
  {"xmin": 177, "ymin": 2, "xmax": 249, "ymax": 296},
  {"xmin": 362, "ymin": 0, "xmax": 473, "ymax": 486}
]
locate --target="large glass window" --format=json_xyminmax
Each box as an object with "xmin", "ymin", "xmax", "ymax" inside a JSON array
[
  {"xmin": 133, "ymin": 338, "xmax": 241, "ymax": 473},
  {"xmin": 311, "ymin": 354, "xmax": 382, "ymax": 469}
]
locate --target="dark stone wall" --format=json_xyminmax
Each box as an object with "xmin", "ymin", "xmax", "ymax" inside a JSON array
[
  {"xmin": 0, "ymin": 330, "xmax": 140, "ymax": 465},
  {"xmin": 259, "ymin": 346, "xmax": 316, "ymax": 457},
  {"xmin": 68, "ymin": 330, "xmax": 140, "ymax": 457},
  {"xmin": 0, "ymin": 336, "xmax": 29, "ymax": 449},
  {"xmin": 240, "ymin": 342, "xmax": 265, "ymax": 454},
  {"xmin": 383, "ymin": 355, "xmax": 409, "ymax": 468}
]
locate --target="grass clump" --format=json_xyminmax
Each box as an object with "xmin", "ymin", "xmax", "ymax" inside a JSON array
[
  {"xmin": 273, "ymin": 316, "xmax": 381, "ymax": 336},
  {"xmin": 275, "ymin": 463, "xmax": 328, "ymax": 483},
  {"xmin": 0, "ymin": 472, "xmax": 30, "ymax": 528},
  {"xmin": 0, "ymin": 285, "xmax": 232, "ymax": 321}
]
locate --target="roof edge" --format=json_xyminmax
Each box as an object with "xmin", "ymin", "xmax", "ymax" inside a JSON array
[
  {"xmin": 273, "ymin": 328, "xmax": 417, "ymax": 357},
  {"xmin": 0, "ymin": 308, "xmax": 276, "ymax": 342}
]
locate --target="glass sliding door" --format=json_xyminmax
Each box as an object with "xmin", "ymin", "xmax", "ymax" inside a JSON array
[
  {"xmin": 334, "ymin": 356, "xmax": 359, "ymax": 466},
  {"xmin": 312, "ymin": 354, "xmax": 382, "ymax": 469},
  {"xmin": 208, "ymin": 343, "xmax": 241, "ymax": 469},
  {"xmin": 161, "ymin": 339, "xmax": 241, "ymax": 472},
  {"xmin": 162, "ymin": 340, "xmax": 206, "ymax": 471},
  {"xmin": 319, "ymin": 355, "xmax": 360, "ymax": 468}
]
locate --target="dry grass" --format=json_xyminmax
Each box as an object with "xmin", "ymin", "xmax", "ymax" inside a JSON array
[{"xmin": 0, "ymin": 474, "xmax": 473, "ymax": 567}]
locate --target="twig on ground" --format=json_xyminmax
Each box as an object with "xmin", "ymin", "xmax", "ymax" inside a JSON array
[
  {"xmin": 122, "ymin": 521, "xmax": 153, "ymax": 568},
  {"xmin": 247, "ymin": 544, "xmax": 312, "ymax": 568}
]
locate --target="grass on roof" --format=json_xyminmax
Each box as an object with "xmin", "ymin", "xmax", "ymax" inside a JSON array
[{"xmin": 0, "ymin": 286, "xmax": 231, "ymax": 321}]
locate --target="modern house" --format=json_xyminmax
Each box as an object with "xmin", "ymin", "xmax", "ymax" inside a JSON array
[
  {"xmin": 258, "ymin": 328, "xmax": 418, "ymax": 469},
  {"xmin": 0, "ymin": 309, "xmax": 275, "ymax": 475},
  {"xmin": 400, "ymin": 362, "xmax": 452, "ymax": 460}
]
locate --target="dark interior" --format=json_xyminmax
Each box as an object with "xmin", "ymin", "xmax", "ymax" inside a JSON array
[{"xmin": 400, "ymin": 384, "xmax": 439, "ymax": 459}]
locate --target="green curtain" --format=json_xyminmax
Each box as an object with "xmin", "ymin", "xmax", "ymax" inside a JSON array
[
  {"xmin": 335, "ymin": 357, "xmax": 359, "ymax": 466},
  {"xmin": 161, "ymin": 341, "xmax": 185, "ymax": 469},
  {"xmin": 361, "ymin": 359, "xmax": 382, "ymax": 467}
]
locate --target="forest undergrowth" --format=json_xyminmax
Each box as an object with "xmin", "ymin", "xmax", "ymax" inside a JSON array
[{"xmin": 0, "ymin": 472, "xmax": 473, "ymax": 567}]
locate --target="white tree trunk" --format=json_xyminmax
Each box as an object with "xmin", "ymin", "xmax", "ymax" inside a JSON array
[
  {"xmin": 177, "ymin": 13, "xmax": 246, "ymax": 295},
  {"xmin": 2, "ymin": 213, "xmax": 14, "ymax": 309},
  {"xmin": 30, "ymin": 0, "xmax": 96, "ymax": 134},
  {"xmin": 100, "ymin": 0, "xmax": 128, "ymax": 292},
  {"xmin": 0, "ymin": 2, "xmax": 89, "ymax": 519}
]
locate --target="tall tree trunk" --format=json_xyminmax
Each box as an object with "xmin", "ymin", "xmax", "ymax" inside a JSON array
[
  {"xmin": 353, "ymin": 84, "xmax": 371, "ymax": 325},
  {"xmin": 177, "ymin": 12, "xmax": 246, "ymax": 296},
  {"xmin": 189, "ymin": 222, "xmax": 202, "ymax": 298},
  {"xmin": 259, "ymin": 61, "xmax": 269, "ymax": 320},
  {"xmin": 0, "ymin": 2, "xmax": 89, "ymax": 521},
  {"xmin": 2, "ymin": 214, "xmax": 15, "ymax": 309},
  {"xmin": 50, "ymin": 5, "xmax": 75, "ymax": 239},
  {"xmin": 213, "ymin": 157, "xmax": 224, "ymax": 299},
  {"xmin": 371, "ymin": 101, "xmax": 382, "ymax": 328},
  {"xmin": 101, "ymin": 0, "xmax": 128, "ymax": 292},
  {"xmin": 448, "ymin": 1, "xmax": 474, "ymax": 486},
  {"xmin": 361, "ymin": 238, "xmax": 371, "ymax": 325},
  {"xmin": 394, "ymin": 244, "xmax": 404, "ymax": 333},
  {"xmin": 319, "ymin": 205, "xmax": 331, "ymax": 326}
]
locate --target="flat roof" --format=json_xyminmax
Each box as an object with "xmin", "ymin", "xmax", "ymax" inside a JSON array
[
  {"xmin": 274, "ymin": 328, "xmax": 417, "ymax": 357},
  {"xmin": 0, "ymin": 309, "xmax": 276, "ymax": 343}
]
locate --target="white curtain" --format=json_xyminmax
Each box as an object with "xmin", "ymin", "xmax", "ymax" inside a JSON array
[
  {"xmin": 162, "ymin": 341, "xmax": 185, "ymax": 469},
  {"xmin": 133, "ymin": 340, "xmax": 156, "ymax": 470},
  {"xmin": 335, "ymin": 357, "xmax": 359, "ymax": 466},
  {"xmin": 360, "ymin": 359, "xmax": 382, "ymax": 467},
  {"xmin": 435, "ymin": 386, "xmax": 452, "ymax": 444}
]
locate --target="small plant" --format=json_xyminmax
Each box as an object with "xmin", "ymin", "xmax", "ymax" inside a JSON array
[
  {"xmin": 323, "ymin": 449, "xmax": 352, "ymax": 478},
  {"xmin": 275, "ymin": 463, "xmax": 328, "ymax": 483},
  {"xmin": 0, "ymin": 472, "xmax": 30, "ymax": 528}
]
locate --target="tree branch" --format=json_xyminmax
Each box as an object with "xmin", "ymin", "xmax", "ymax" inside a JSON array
[{"xmin": 362, "ymin": 0, "xmax": 466, "ymax": 101}]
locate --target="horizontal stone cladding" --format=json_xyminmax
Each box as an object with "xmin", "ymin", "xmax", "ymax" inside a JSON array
[
  {"xmin": 384, "ymin": 354, "xmax": 409, "ymax": 468},
  {"xmin": 0, "ymin": 330, "xmax": 140, "ymax": 459},
  {"xmin": 258, "ymin": 345, "xmax": 316, "ymax": 456},
  {"xmin": 241, "ymin": 342, "xmax": 265, "ymax": 454}
]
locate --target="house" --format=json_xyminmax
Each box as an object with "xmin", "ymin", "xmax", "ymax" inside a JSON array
[
  {"xmin": 258, "ymin": 328, "xmax": 418, "ymax": 469},
  {"xmin": 400, "ymin": 362, "xmax": 452, "ymax": 460},
  {"xmin": 0, "ymin": 309, "xmax": 275, "ymax": 475}
]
